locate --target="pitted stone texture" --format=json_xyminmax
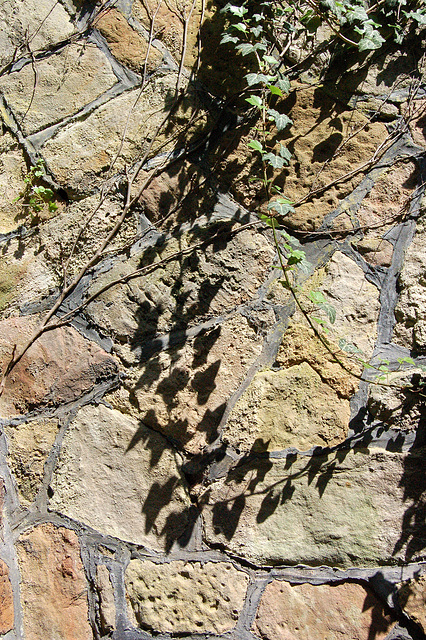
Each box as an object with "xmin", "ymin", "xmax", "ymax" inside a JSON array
[
  {"xmin": 214, "ymin": 86, "xmax": 387, "ymax": 230},
  {"xmin": 4, "ymin": 418, "xmax": 59, "ymax": 505},
  {"xmin": 43, "ymin": 75, "xmax": 183, "ymax": 195},
  {"xmin": 223, "ymin": 362, "xmax": 350, "ymax": 454},
  {"xmin": 405, "ymin": 99, "xmax": 426, "ymax": 148},
  {"xmin": 277, "ymin": 323, "xmax": 360, "ymax": 398},
  {"xmin": 394, "ymin": 216, "xmax": 426, "ymax": 353},
  {"xmin": 0, "ymin": 137, "xmax": 29, "ymax": 234},
  {"xmin": 96, "ymin": 565, "xmax": 116, "ymax": 635},
  {"xmin": 398, "ymin": 576, "xmax": 426, "ymax": 633},
  {"xmin": 39, "ymin": 194, "xmax": 137, "ymax": 279},
  {"xmin": 320, "ymin": 251, "xmax": 380, "ymax": 358},
  {"xmin": 86, "ymin": 227, "xmax": 274, "ymax": 348},
  {"xmin": 0, "ymin": 316, "xmax": 118, "ymax": 417},
  {"xmin": 368, "ymin": 369, "xmax": 426, "ymax": 434},
  {"xmin": 0, "ymin": 43, "xmax": 117, "ymax": 136},
  {"xmin": 126, "ymin": 314, "xmax": 264, "ymax": 454},
  {"xmin": 132, "ymin": 0, "xmax": 204, "ymax": 68},
  {"xmin": 203, "ymin": 448, "xmax": 425, "ymax": 567},
  {"xmin": 351, "ymin": 160, "xmax": 418, "ymax": 267},
  {"xmin": 49, "ymin": 405, "xmax": 191, "ymax": 550},
  {"xmin": 0, "ymin": 559, "xmax": 14, "ymax": 635},
  {"xmin": 0, "ymin": 478, "xmax": 3, "ymax": 539},
  {"xmin": 17, "ymin": 523, "xmax": 92, "ymax": 640},
  {"xmin": 0, "ymin": 0, "xmax": 74, "ymax": 64},
  {"xmin": 125, "ymin": 559, "xmax": 248, "ymax": 634},
  {"xmin": 96, "ymin": 8, "xmax": 162, "ymax": 74},
  {"xmin": 0, "ymin": 241, "xmax": 58, "ymax": 317},
  {"xmin": 253, "ymin": 580, "xmax": 395, "ymax": 640}
]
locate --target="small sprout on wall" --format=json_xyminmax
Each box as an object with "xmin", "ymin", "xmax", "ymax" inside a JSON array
[{"xmin": 14, "ymin": 159, "xmax": 58, "ymax": 218}]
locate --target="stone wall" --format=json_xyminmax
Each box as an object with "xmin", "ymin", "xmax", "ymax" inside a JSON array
[{"xmin": 0, "ymin": 1, "xmax": 425, "ymax": 639}]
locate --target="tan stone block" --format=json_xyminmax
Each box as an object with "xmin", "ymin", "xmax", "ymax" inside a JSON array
[
  {"xmin": 49, "ymin": 405, "xmax": 191, "ymax": 550},
  {"xmin": 203, "ymin": 448, "xmax": 425, "ymax": 567},
  {"xmin": 0, "ymin": 559, "xmax": 14, "ymax": 635},
  {"xmin": 96, "ymin": 565, "xmax": 116, "ymax": 635},
  {"xmin": 398, "ymin": 576, "xmax": 426, "ymax": 633},
  {"xmin": 17, "ymin": 523, "xmax": 92, "ymax": 640},
  {"xmin": 125, "ymin": 559, "xmax": 248, "ymax": 634},
  {"xmin": 223, "ymin": 362, "xmax": 350, "ymax": 453},
  {"xmin": 4, "ymin": 418, "xmax": 59, "ymax": 505},
  {"xmin": 0, "ymin": 43, "xmax": 117, "ymax": 136},
  {"xmin": 95, "ymin": 8, "xmax": 161, "ymax": 74},
  {"xmin": 0, "ymin": 316, "xmax": 118, "ymax": 417},
  {"xmin": 254, "ymin": 580, "xmax": 395, "ymax": 640}
]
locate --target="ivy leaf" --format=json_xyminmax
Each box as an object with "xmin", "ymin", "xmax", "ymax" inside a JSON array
[
  {"xmin": 267, "ymin": 108, "xmax": 292, "ymax": 130},
  {"xmin": 259, "ymin": 213, "xmax": 276, "ymax": 228},
  {"xmin": 233, "ymin": 22, "xmax": 247, "ymax": 32},
  {"xmin": 245, "ymin": 72, "xmax": 275, "ymax": 86},
  {"xmin": 263, "ymin": 152, "xmax": 285, "ymax": 168},
  {"xmin": 323, "ymin": 303, "xmax": 336, "ymax": 324},
  {"xmin": 263, "ymin": 54, "xmax": 279, "ymax": 65},
  {"xmin": 268, "ymin": 84, "xmax": 283, "ymax": 96},
  {"xmin": 221, "ymin": 3, "xmax": 248, "ymax": 17},
  {"xmin": 287, "ymin": 249, "xmax": 306, "ymax": 265},
  {"xmin": 309, "ymin": 290, "xmax": 326, "ymax": 305},
  {"xmin": 346, "ymin": 5, "xmax": 369, "ymax": 23},
  {"xmin": 408, "ymin": 10, "xmax": 426, "ymax": 24},
  {"xmin": 236, "ymin": 42, "xmax": 256, "ymax": 55},
  {"xmin": 338, "ymin": 338, "xmax": 363, "ymax": 354},
  {"xmin": 278, "ymin": 144, "xmax": 292, "ymax": 164},
  {"xmin": 247, "ymin": 139, "xmax": 263, "ymax": 152},
  {"xmin": 245, "ymin": 95, "xmax": 263, "ymax": 109},
  {"xmin": 267, "ymin": 200, "xmax": 295, "ymax": 216},
  {"xmin": 250, "ymin": 25, "xmax": 263, "ymax": 36}
]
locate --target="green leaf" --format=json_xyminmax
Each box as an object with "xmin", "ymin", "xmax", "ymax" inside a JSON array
[
  {"xmin": 338, "ymin": 338, "xmax": 363, "ymax": 354},
  {"xmin": 287, "ymin": 249, "xmax": 305, "ymax": 265},
  {"xmin": 250, "ymin": 25, "xmax": 263, "ymax": 36},
  {"xmin": 245, "ymin": 95, "xmax": 263, "ymax": 109},
  {"xmin": 268, "ymin": 84, "xmax": 283, "ymax": 96},
  {"xmin": 236, "ymin": 42, "xmax": 255, "ymax": 55},
  {"xmin": 309, "ymin": 290, "xmax": 326, "ymax": 305},
  {"xmin": 221, "ymin": 3, "xmax": 248, "ymax": 17},
  {"xmin": 267, "ymin": 108, "xmax": 293, "ymax": 130},
  {"xmin": 263, "ymin": 54, "xmax": 279, "ymax": 66},
  {"xmin": 220, "ymin": 33, "xmax": 240, "ymax": 44},
  {"xmin": 247, "ymin": 139, "xmax": 263, "ymax": 152},
  {"xmin": 323, "ymin": 303, "xmax": 336, "ymax": 324},
  {"xmin": 407, "ymin": 10, "xmax": 426, "ymax": 24},
  {"xmin": 267, "ymin": 200, "xmax": 295, "ymax": 216},
  {"xmin": 263, "ymin": 152, "xmax": 285, "ymax": 169},
  {"xmin": 233, "ymin": 22, "xmax": 247, "ymax": 32},
  {"xmin": 278, "ymin": 144, "xmax": 292, "ymax": 164},
  {"xmin": 259, "ymin": 213, "xmax": 276, "ymax": 228},
  {"xmin": 245, "ymin": 72, "xmax": 275, "ymax": 86}
]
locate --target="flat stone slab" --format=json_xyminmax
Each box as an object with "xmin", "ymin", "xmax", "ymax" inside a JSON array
[
  {"xmin": 49, "ymin": 404, "xmax": 191, "ymax": 550},
  {"xmin": 0, "ymin": 43, "xmax": 117, "ymax": 136},
  {"xmin": 253, "ymin": 580, "xmax": 395, "ymax": 640},
  {"xmin": 203, "ymin": 448, "xmax": 426, "ymax": 567},
  {"xmin": 125, "ymin": 559, "xmax": 248, "ymax": 634},
  {"xmin": 16, "ymin": 523, "xmax": 92, "ymax": 640}
]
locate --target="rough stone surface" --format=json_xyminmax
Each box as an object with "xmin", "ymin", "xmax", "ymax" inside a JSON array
[
  {"xmin": 4, "ymin": 418, "xmax": 59, "ymax": 504},
  {"xmin": 394, "ymin": 215, "xmax": 426, "ymax": 353},
  {"xmin": 0, "ymin": 134, "xmax": 29, "ymax": 234},
  {"xmin": 132, "ymin": 0, "xmax": 204, "ymax": 68},
  {"xmin": 128, "ymin": 314, "xmax": 264, "ymax": 453},
  {"xmin": 0, "ymin": 43, "xmax": 117, "ymax": 135},
  {"xmin": 276, "ymin": 323, "xmax": 360, "ymax": 398},
  {"xmin": 398, "ymin": 576, "xmax": 426, "ymax": 633},
  {"xmin": 96, "ymin": 8, "xmax": 162, "ymax": 74},
  {"xmin": 125, "ymin": 559, "xmax": 248, "ymax": 634},
  {"xmin": 223, "ymin": 362, "xmax": 350, "ymax": 453},
  {"xmin": 0, "ymin": 559, "xmax": 14, "ymax": 635},
  {"xmin": 96, "ymin": 564, "xmax": 116, "ymax": 635},
  {"xmin": 43, "ymin": 76, "xmax": 183, "ymax": 195},
  {"xmin": 49, "ymin": 405, "xmax": 191, "ymax": 550},
  {"xmin": 203, "ymin": 448, "xmax": 426, "ymax": 567},
  {"xmin": 0, "ymin": 316, "xmax": 118, "ymax": 417},
  {"xmin": 17, "ymin": 523, "xmax": 92, "ymax": 640},
  {"xmin": 0, "ymin": 0, "xmax": 74, "ymax": 62},
  {"xmin": 253, "ymin": 580, "xmax": 395, "ymax": 640},
  {"xmin": 320, "ymin": 251, "xmax": 380, "ymax": 358},
  {"xmin": 368, "ymin": 369, "xmax": 426, "ymax": 433},
  {"xmin": 0, "ymin": 478, "xmax": 3, "ymax": 539},
  {"xmin": 86, "ymin": 227, "xmax": 274, "ymax": 347}
]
